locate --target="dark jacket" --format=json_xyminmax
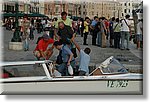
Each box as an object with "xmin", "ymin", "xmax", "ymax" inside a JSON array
[{"xmin": 57, "ymin": 25, "xmax": 74, "ymax": 44}]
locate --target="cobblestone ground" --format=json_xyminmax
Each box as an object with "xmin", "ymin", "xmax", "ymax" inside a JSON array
[{"xmin": 3, "ymin": 27, "xmax": 143, "ymax": 73}]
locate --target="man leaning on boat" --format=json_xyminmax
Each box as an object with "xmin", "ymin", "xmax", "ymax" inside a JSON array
[{"xmin": 71, "ymin": 35, "xmax": 91, "ymax": 76}]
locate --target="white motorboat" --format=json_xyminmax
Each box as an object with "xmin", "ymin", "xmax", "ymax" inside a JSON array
[{"xmin": 0, "ymin": 56, "xmax": 143, "ymax": 95}]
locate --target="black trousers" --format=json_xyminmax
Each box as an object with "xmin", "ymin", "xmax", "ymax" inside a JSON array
[
  {"xmin": 92, "ymin": 31, "xmax": 97, "ymax": 45},
  {"xmin": 114, "ymin": 32, "xmax": 121, "ymax": 49},
  {"xmin": 83, "ymin": 32, "xmax": 88, "ymax": 44},
  {"xmin": 81, "ymin": 28, "xmax": 84, "ymax": 37}
]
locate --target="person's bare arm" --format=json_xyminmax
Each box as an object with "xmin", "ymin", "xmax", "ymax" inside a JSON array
[
  {"xmin": 39, "ymin": 50, "xmax": 46, "ymax": 59},
  {"xmin": 90, "ymin": 25, "xmax": 94, "ymax": 30},
  {"xmin": 71, "ymin": 37, "xmax": 81, "ymax": 52},
  {"xmin": 141, "ymin": 27, "xmax": 143, "ymax": 34},
  {"xmin": 67, "ymin": 53, "xmax": 74, "ymax": 66},
  {"xmin": 54, "ymin": 28, "xmax": 61, "ymax": 40}
]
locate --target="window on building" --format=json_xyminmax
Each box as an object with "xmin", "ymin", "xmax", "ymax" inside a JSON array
[
  {"xmin": 63, "ymin": 4, "xmax": 65, "ymax": 11},
  {"xmin": 83, "ymin": 5, "xmax": 85, "ymax": 8},
  {"xmin": 124, "ymin": 3, "xmax": 126, "ymax": 6},
  {"xmin": 129, "ymin": 3, "xmax": 130, "ymax": 6},
  {"xmin": 92, "ymin": 5, "xmax": 94, "ymax": 9},
  {"xmin": 92, "ymin": 11, "xmax": 94, "ymax": 15},
  {"xmin": 55, "ymin": 5, "xmax": 61, "ymax": 14},
  {"xmin": 128, "ymin": 9, "xmax": 130, "ymax": 13},
  {"xmin": 124, "ymin": 9, "xmax": 126, "ymax": 13},
  {"xmin": 38, "ymin": 8, "xmax": 39, "ymax": 13}
]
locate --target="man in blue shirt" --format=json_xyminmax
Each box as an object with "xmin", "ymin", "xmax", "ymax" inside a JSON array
[
  {"xmin": 71, "ymin": 37, "xmax": 91, "ymax": 76},
  {"xmin": 90, "ymin": 16, "xmax": 99, "ymax": 45},
  {"xmin": 54, "ymin": 41, "xmax": 75, "ymax": 76}
]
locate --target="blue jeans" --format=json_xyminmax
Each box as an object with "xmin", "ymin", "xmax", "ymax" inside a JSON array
[
  {"xmin": 56, "ymin": 61, "xmax": 75, "ymax": 76},
  {"xmin": 121, "ymin": 31, "xmax": 130, "ymax": 49},
  {"xmin": 29, "ymin": 28, "xmax": 34, "ymax": 40},
  {"xmin": 97, "ymin": 31, "xmax": 102, "ymax": 47},
  {"xmin": 23, "ymin": 38, "xmax": 29, "ymax": 50}
]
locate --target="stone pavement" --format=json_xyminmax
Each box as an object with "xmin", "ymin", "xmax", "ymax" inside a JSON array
[{"xmin": 2, "ymin": 27, "xmax": 143, "ymax": 73}]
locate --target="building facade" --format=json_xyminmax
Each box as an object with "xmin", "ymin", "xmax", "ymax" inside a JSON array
[
  {"xmin": 1, "ymin": 0, "xmax": 141, "ymax": 20},
  {"xmin": 2, "ymin": 0, "xmax": 16, "ymax": 13},
  {"xmin": 116, "ymin": 0, "xmax": 141, "ymax": 18},
  {"xmin": 85, "ymin": 1, "xmax": 122, "ymax": 19},
  {"xmin": 29, "ymin": 0, "xmax": 40, "ymax": 14},
  {"xmin": 39, "ymin": 2, "xmax": 45, "ymax": 14},
  {"xmin": 2, "ymin": 0, "xmax": 43, "ymax": 14},
  {"xmin": 44, "ymin": 0, "xmax": 68, "ymax": 19}
]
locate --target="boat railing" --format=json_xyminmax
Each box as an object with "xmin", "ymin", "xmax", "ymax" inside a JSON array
[{"xmin": 1, "ymin": 60, "xmax": 54, "ymax": 79}]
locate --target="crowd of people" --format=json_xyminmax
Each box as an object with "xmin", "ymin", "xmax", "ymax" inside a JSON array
[{"xmin": 3, "ymin": 11, "xmax": 143, "ymax": 76}]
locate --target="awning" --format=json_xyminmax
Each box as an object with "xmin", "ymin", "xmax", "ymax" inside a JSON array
[
  {"xmin": 28, "ymin": 13, "xmax": 47, "ymax": 17},
  {"xmin": 2, "ymin": 13, "xmax": 48, "ymax": 18}
]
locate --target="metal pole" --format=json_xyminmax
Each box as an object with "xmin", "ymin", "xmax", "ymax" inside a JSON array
[
  {"xmin": 76, "ymin": 5, "xmax": 77, "ymax": 17},
  {"xmin": 118, "ymin": 10, "xmax": 119, "ymax": 18},
  {"xmin": 118, "ymin": 3, "xmax": 120, "ymax": 18},
  {"xmin": 114, "ymin": 3, "xmax": 115, "ymax": 17},
  {"xmin": 51, "ymin": 12, "xmax": 52, "ymax": 19},
  {"xmin": 102, "ymin": 2, "xmax": 103, "ymax": 16},
  {"xmin": 11, "ymin": 1, "xmax": 21, "ymax": 42}
]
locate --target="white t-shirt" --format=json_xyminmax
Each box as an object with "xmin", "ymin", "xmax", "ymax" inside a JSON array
[
  {"xmin": 18, "ymin": 19, "xmax": 22, "ymax": 26},
  {"xmin": 137, "ymin": 21, "xmax": 143, "ymax": 35},
  {"xmin": 41, "ymin": 20, "xmax": 46, "ymax": 25},
  {"xmin": 121, "ymin": 19, "xmax": 131, "ymax": 32}
]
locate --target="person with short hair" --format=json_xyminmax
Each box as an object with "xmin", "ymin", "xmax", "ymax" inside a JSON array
[
  {"xmin": 83, "ymin": 17, "xmax": 90, "ymax": 45},
  {"xmin": 54, "ymin": 12, "xmax": 72, "ymax": 39},
  {"xmin": 136, "ymin": 19, "xmax": 143, "ymax": 49},
  {"xmin": 55, "ymin": 11, "xmax": 72, "ymax": 29},
  {"xmin": 109, "ymin": 17, "xmax": 115, "ymax": 47},
  {"xmin": 90, "ymin": 16, "xmax": 99, "ymax": 45},
  {"xmin": 104, "ymin": 18, "xmax": 110, "ymax": 41},
  {"xmin": 90, "ymin": 16, "xmax": 98, "ymax": 45},
  {"xmin": 95, "ymin": 17, "xmax": 105, "ymax": 47},
  {"xmin": 120, "ymin": 15, "xmax": 131, "ymax": 50},
  {"xmin": 57, "ymin": 21, "xmax": 74, "ymax": 44},
  {"xmin": 57, "ymin": 21, "xmax": 77, "ymax": 58},
  {"xmin": 71, "ymin": 35, "xmax": 91, "ymax": 76},
  {"xmin": 22, "ymin": 15, "xmax": 30, "ymax": 51},
  {"xmin": 101, "ymin": 17, "xmax": 107, "ymax": 48},
  {"xmin": 53, "ymin": 41, "xmax": 75, "ymax": 76},
  {"xmin": 33, "ymin": 34, "xmax": 54, "ymax": 60},
  {"xmin": 113, "ymin": 18, "xmax": 121, "ymax": 49}
]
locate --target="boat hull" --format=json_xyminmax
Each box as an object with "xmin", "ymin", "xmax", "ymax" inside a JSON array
[{"xmin": 1, "ymin": 79, "xmax": 143, "ymax": 95}]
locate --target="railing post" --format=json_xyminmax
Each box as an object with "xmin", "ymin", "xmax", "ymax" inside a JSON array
[{"xmin": 42, "ymin": 64, "xmax": 52, "ymax": 79}]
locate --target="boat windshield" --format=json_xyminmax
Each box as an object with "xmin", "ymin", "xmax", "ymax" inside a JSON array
[
  {"xmin": 101, "ymin": 58, "xmax": 128, "ymax": 74},
  {"xmin": 2, "ymin": 64, "xmax": 46, "ymax": 78}
]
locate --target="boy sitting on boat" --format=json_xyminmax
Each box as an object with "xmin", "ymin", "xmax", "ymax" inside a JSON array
[{"xmin": 71, "ymin": 36, "xmax": 91, "ymax": 76}]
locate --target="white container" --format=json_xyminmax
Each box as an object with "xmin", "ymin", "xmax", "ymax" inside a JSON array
[{"xmin": 68, "ymin": 65, "xmax": 74, "ymax": 75}]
